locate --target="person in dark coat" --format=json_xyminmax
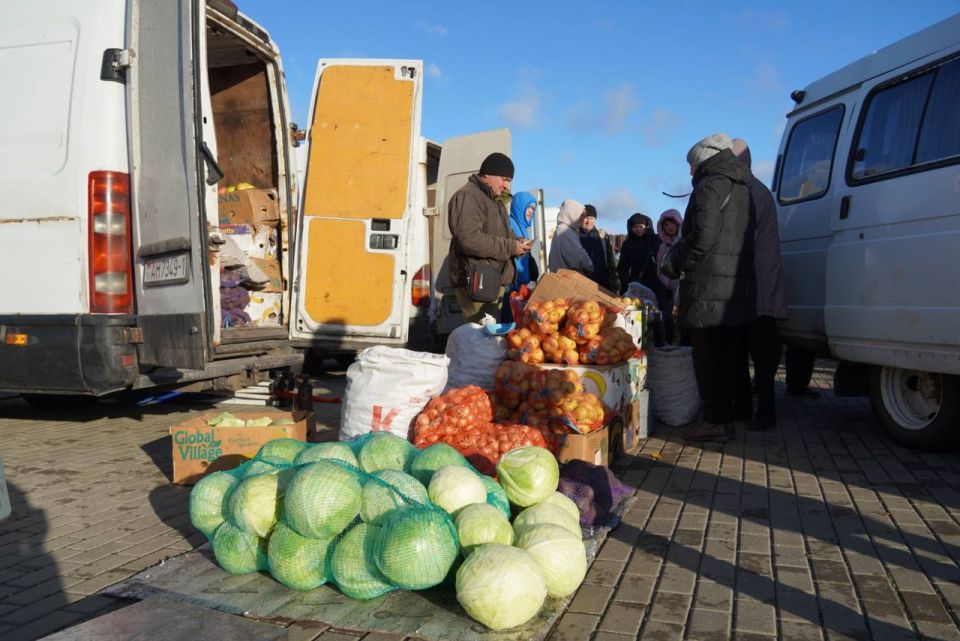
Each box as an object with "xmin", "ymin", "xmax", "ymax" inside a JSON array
[
  {"xmin": 578, "ymin": 204, "xmax": 619, "ymax": 292},
  {"xmin": 730, "ymin": 138, "xmax": 787, "ymax": 430},
  {"xmin": 448, "ymin": 153, "xmax": 532, "ymax": 322},
  {"xmin": 616, "ymin": 213, "xmax": 661, "ymax": 297},
  {"xmin": 670, "ymin": 133, "xmax": 757, "ymax": 442}
]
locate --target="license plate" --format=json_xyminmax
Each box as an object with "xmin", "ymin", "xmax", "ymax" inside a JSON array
[{"xmin": 143, "ymin": 253, "xmax": 189, "ymax": 286}]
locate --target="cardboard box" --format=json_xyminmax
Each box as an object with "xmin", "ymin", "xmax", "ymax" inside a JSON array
[
  {"xmin": 245, "ymin": 291, "xmax": 282, "ymax": 326},
  {"xmin": 220, "ymin": 223, "xmax": 278, "ymax": 260},
  {"xmin": 170, "ymin": 410, "xmax": 316, "ymax": 485},
  {"xmin": 557, "ymin": 424, "xmax": 608, "ymax": 467},
  {"xmin": 622, "ymin": 307, "xmax": 645, "ymax": 346},
  {"xmin": 609, "ymin": 389, "xmax": 650, "ymax": 458},
  {"xmin": 218, "ymin": 188, "xmax": 280, "ymax": 226},
  {"xmin": 540, "ymin": 361, "xmax": 632, "ymax": 427},
  {"xmin": 528, "ymin": 269, "xmax": 622, "ymax": 308}
]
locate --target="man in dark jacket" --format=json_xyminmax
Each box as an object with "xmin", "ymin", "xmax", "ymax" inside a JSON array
[
  {"xmin": 578, "ymin": 204, "xmax": 619, "ymax": 292},
  {"xmin": 672, "ymin": 133, "xmax": 757, "ymax": 442},
  {"xmin": 617, "ymin": 213, "xmax": 661, "ymax": 297},
  {"xmin": 731, "ymin": 138, "xmax": 787, "ymax": 431},
  {"xmin": 448, "ymin": 152, "xmax": 531, "ymax": 322}
]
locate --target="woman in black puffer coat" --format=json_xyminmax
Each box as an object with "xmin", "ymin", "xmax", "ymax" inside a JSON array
[
  {"xmin": 616, "ymin": 213, "xmax": 661, "ymax": 296},
  {"xmin": 671, "ymin": 133, "xmax": 756, "ymax": 442}
]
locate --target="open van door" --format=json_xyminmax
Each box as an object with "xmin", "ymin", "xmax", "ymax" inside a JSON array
[
  {"xmin": 430, "ymin": 129, "xmax": 511, "ymax": 336},
  {"xmin": 129, "ymin": 0, "xmax": 210, "ymax": 370},
  {"xmin": 290, "ymin": 60, "xmax": 423, "ymax": 350}
]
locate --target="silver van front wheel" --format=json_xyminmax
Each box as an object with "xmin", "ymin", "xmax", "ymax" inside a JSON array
[{"xmin": 868, "ymin": 366, "xmax": 959, "ymax": 449}]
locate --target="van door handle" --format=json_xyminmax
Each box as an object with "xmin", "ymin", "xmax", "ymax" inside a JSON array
[{"xmin": 839, "ymin": 195, "xmax": 851, "ymax": 220}]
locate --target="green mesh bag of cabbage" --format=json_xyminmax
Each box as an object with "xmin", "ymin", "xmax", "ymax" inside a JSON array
[{"xmin": 189, "ymin": 432, "xmax": 482, "ymax": 599}]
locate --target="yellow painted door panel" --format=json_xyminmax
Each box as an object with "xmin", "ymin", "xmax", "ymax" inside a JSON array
[
  {"xmin": 303, "ymin": 65, "xmax": 413, "ymax": 220},
  {"xmin": 303, "ymin": 218, "xmax": 394, "ymax": 326}
]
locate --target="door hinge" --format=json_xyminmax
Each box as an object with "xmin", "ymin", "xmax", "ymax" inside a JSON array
[
  {"xmin": 101, "ymin": 48, "xmax": 134, "ymax": 84},
  {"xmin": 423, "ymin": 207, "xmax": 438, "ymax": 217}
]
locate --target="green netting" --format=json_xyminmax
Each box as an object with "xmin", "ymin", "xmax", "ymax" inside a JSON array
[
  {"xmin": 294, "ymin": 441, "xmax": 359, "ymax": 467},
  {"xmin": 267, "ymin": 522, "xmax": 332, "ymax": 591},
  {"xmin": 189, "ymin": 432, "xmax": 493, "ymax": 602},
  {"xmin": 408, "ymin": 443, "xmax": 470, "ymax": 486},
  {"xmin": 480, "ymin": 474, "xmax": 512, "ymax": 519},
  {"xmin": 330, "ymin": 521, "xmax": 397, "ymax": 600}
]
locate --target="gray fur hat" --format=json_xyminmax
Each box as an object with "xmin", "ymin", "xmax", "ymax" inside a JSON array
[{"xmin": 686, "ymin": 133, "xmax": 733, "ymax": 168}]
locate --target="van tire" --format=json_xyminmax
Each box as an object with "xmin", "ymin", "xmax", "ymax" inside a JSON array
[{"xmin": 867, "ymin": 366, "xmax": 959, "ymax": 450}]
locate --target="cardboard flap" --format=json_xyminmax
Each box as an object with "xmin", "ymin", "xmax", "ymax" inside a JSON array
[{"xmin": 530, "ymin": 270, "xmax": 622, "ymax": 308}]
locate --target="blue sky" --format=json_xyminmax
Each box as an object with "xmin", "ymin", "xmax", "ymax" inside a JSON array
[{"xmin": 240, "ymin": 1, "xmax": 958, "ymax": 230}]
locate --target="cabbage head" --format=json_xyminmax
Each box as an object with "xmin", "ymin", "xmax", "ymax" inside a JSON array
[
  {"xmin": 330, "ymin": 522, "xmax": 396, "ymax": 600},
  {"xmin": 239, "ymin": 460, "xmax": 280, "ymax": 478},
  {"xmin": 373, "ymin": 506, "xmax": 459, "ymax": 590},
  {"xmin": 256, "ymin": 437, "xmax": 307, "ymax": 466},
  {"xmin": 190, "ymin": 471, "xmax": 238, "ymax": 538},
  {"xmin": 357, "ymin": 433, "xmax": 416, "ymax": 473},
  {"xmin": 480, "ymin": 474, "xmax": 511, "ymax": 519},
  {"xmin": 542, "ymin": 491, "xmax": 581, "ymax": 524},
  {"xmin": 512, "ymin": 502, "xmax": 581, "ymax": 538},
  {"xmin": 226, "ymin": 470, "xmax": 293, "ymax": 537},
  {"xmin": 514, "ymin": 523, "xmax": 587, "ymax": 598},
  {"xmin": 284, "ymin": 461, "xmax": 362, "ymax": 538},
  {"xmin": 428, "ymin": 466, "xmax": 487, "ymax": 516},
  {"xmin": 454, "ymin": 503, "xmax": 513, "ymax": 557},
  {"xmin": 409, "ymin": 443, "xmax": 470, "ymax": 486},
  {"xmin": 360, "ymin": 470, "xmax": 428, "ymax": 525},
  {"xmin": 495, "ymin": 446, "xmax": 559, "ymax": 507},
  {"xmin": 212, "ymin": 522, "xmax": 269, "ymax": 574},
  {"xmin": 295, "ymin": 442, "xmax": 359, "ymax": 468},
  {"xmin": 267, "ymin": 522, "xmax": 332, "ymax": 591},
  {"xmin": 456, "ymin": 544, "xmax": 546, "ymax": 630}
]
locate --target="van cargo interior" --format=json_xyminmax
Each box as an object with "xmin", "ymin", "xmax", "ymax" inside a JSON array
[{"xmin": 206, "ymin": 16, "xmax": 287, "ymax": 339}]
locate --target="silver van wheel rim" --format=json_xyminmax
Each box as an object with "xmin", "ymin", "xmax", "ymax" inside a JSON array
[{"xmin": 880, "ymin": 367, "xmax": 942, "ymax": 431}]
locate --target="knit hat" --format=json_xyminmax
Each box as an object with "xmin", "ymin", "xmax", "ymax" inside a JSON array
[
  {"xmin": 686, "ymin": 133, "xmax": 733, "ymax": 168},
  {"xmin": 479, "ymin": 152, "xmax": 515, "ymax": 179},
  {"xmin": 582, "ymin": 204, "xmax": 598, "ymax": 218}
]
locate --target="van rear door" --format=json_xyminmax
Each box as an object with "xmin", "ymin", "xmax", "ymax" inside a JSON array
[
  {"xmin": 290, "ymin": 60, "xmax": 423, "ymax": 349},
  {"xmin": 129, "ymin": 0, "xmax": 209, "ymax": 370},
  {"xmin": 430, "ymin": 129, "xmax": 512, "ymax": 336}
]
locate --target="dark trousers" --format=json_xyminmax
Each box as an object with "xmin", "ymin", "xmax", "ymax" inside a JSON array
[
  {"xmin": 734, "ymin": 316, "xmax": 782, "ymax": 419},
  {"xmin": 785, "ymin": 344, "xmax": 817, "ymax": 391},
  {"xmin": 691, "ymin": 327, "xmax": 746, "ymax": 425}
]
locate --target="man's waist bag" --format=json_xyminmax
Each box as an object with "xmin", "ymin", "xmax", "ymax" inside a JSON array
[{"xmin": 465, "ymin": 263, "xmax": 501, "ymax": 302}]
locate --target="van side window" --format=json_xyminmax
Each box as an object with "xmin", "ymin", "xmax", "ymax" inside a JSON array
[
  {"xmin": 851, "ymin": 73, "xmax": 934, "ymax": 179},
  {"xmin": 778, "ymin": 107, "xmax": 844, "ymax": 204},
  {"xmin": 916, "ymin": 57, "xmax": 960, "ymax": 165}
]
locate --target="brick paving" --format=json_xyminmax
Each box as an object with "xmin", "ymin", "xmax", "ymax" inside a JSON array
[{"xmin": 0, "ymin": 362, "xmax": 957, "ymax": 640}]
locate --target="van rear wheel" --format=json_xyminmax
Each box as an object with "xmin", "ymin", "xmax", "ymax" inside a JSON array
[{"xmin": 867, "ymin": 366, "xmax": 959, "ymax": 450}]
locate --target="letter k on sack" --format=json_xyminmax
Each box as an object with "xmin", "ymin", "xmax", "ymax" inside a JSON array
[{"xmin": 371, "ymin": 405, "xmax": 400, "ymax": 432}]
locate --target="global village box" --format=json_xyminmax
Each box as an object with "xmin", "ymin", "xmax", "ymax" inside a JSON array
[{"xmin": 169, "ymin": 410, "xmax": 315, "ymax": 485}]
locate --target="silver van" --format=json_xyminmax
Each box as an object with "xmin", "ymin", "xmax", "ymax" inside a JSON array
[{"xmin": 773, "ymin": 14, "xmax": 960, "ymax": 448}]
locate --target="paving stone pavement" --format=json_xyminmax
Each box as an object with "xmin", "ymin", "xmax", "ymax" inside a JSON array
[{"xmin": 0, "ymin": 362, "xmax": 958, "ymax": 640}]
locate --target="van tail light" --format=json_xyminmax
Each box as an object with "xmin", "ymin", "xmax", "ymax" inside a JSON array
[
  {"xmin": 411, "ymin": 265, "xmax": 430, "ymax": 307},
  {"xmin": 88, "ymin": 171, "xmax": 133, "ymax": 314}
]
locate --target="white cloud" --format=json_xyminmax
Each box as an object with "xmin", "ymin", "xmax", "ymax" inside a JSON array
[
  {"xmin": 419, "ymin": 22, "xmax": 448, "ymax": 36},
  {"xmin": 567, "ymin": 83, "xmax": 641, "ymax": 136},
  {"xmin": 593, "ymin": 188, "xmax": 640, "ymax": 225},
  {"xmin": 753, "ymin": 159, "xmax": 775, "ymax": 185},
  {"xmin": 498, "ymin": 84, "xmax": 540, "ymax": 129},
  {"xmin": 642, "ymin": 108, "xmax": 681, "ymax": 147},
  {"xmin": 755, "ymin": 61, "xmax": 785, "ymax": 93},
  {"xmin": 426, "ymin": 63, "xmax": 442, "ymax": 78}
]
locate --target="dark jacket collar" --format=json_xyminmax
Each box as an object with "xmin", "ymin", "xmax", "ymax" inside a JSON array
[{"xmin": 469, "ymin": 174, "xmax": 497, "ymax": 200}]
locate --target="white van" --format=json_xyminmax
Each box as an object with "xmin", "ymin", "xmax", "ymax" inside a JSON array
[
  {"xmin": 0, "ymin": 0, "xmax": 506, "ymax": 402},
  {"xmin": 774, "ymin": 13, "xmax": 960, "ymax": 448}
]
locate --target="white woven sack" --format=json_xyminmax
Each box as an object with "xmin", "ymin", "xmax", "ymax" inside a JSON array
[
  {"xmin": 444, "ymin": 323, "xmax": 506, "ymax": 391},
  {"xmin": 339, "ymin": 346, "xmax": 450, "ymax": 441},
  {"xmin": 646, "ymin": 346, "xmax": 700, "ymax": 426}
]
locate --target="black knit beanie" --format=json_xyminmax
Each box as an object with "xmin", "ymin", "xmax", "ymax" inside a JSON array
[
  {"xmin": 583, "ymin": 204, "xmax": 598, "ymax": 218},
  {"xmin": 479, "ymin": 152, "xmax": 515, "ymax": 179}
]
